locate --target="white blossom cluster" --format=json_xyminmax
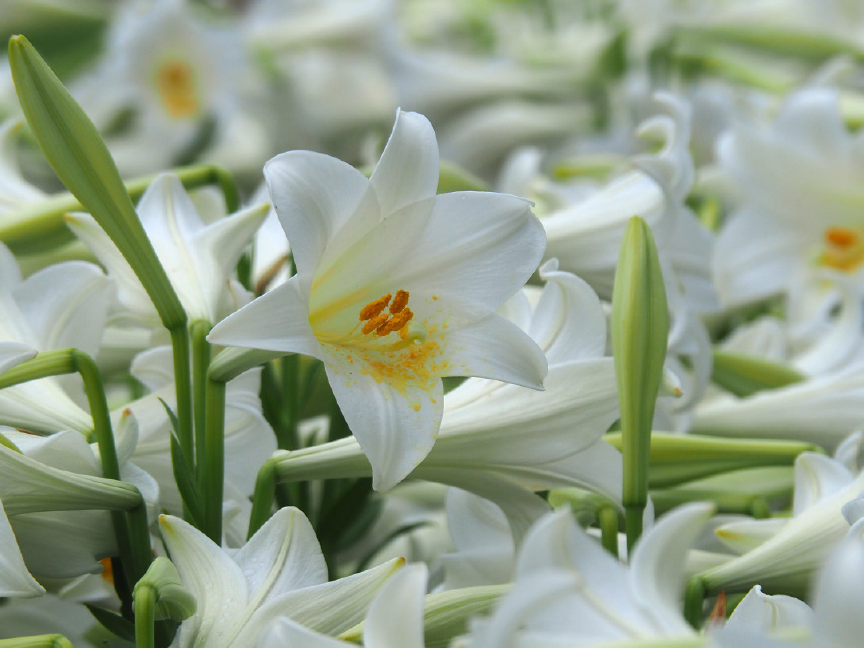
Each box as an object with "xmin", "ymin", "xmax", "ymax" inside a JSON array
[{"xmin": 0, "ymin": 1, "xmax": 864, "ymax": 647}]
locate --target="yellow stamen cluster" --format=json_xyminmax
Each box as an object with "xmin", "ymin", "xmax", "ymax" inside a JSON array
[
  {"xmin": 818, "ymin": 226, "xmax": 864, "ymax": 273},
  {"xmin": 155, "ymin": 60, "xmax": 199, "ymax": 118},
  {"xmin": 359, "ymin": 290, "xmax": 414, "ymax": 336}
]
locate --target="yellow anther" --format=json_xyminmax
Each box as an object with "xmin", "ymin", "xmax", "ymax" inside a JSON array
[
  {"xmin": 376, "ymin": 308, "xmax": 414, "ymax": 336},
  {"xmin": 156, "ymin": 60, "xmax": 199, "ymax": 118},
  {"xmin": 825, "ymin": 227, "xmax": 858, "ymax": 248},
  {"xmin": 362, "ymin": 313, "xmax": 390, "ymax": 334},
  {"xmin": 390, "ymin": 289, "xmax": 410, "ymax": 314},
  {"xmin": 359, "ymin": 293, "xmax": 392, "ymax": 321}
]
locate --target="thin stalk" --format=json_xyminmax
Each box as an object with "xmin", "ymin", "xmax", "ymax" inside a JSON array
[
  {"xmin": 598, "ymin": 506, "xmax": 619, "ymax": 559},
  {"xmin": 625, "ymin": 508, "xmax": 642, "ymax": 555},
  {"xmin": 190, "ymin": 320, "xmax": 212, "ymax": 490},
  {"xmin": 684, "ymin": 576, "xmax": 707, "ymax": 629},
  {"xmin": 279, "ymin": 354, "xmax": 300, "ymax": 450},
  {"xmin": 248, "ymin": 458, "xmax": 278, "ymax": 540},
  {"xmin": 202, "ymin": 377, "xmax": 226, "ymax": 542},
  {"xmin": 169, "ymin": 327, "xmax": 194, "ymax": 468},
  {"xmin": 134, "ymin": 584, "xmax": 156, "ymax": 648}
]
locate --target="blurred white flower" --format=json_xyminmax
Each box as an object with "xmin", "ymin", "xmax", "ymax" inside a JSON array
[{"xmin": 209, "ymin": 109, "xmax": 547, "ymax": 492}]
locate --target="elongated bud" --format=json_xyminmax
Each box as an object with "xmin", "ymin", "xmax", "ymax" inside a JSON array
[
  {"xmin": 611, "ymin": 216, "xmax": 669, "ymax": 552},
  {"xmin": 8, "ymin": 35, "xmax": 185, "ymax": 330},
  {"xmin": 134, "ymin": 557, "xmax": 197, "ymax": 621}
]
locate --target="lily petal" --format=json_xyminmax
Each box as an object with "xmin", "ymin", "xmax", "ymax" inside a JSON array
[
  {"xmin": 370, "ymin": 110, "xmax": 439, "ymax": 217},
  {"xmin": 0, "ymin": 497, "xmax": 44, "ymax": 598},
  {"xmin": 325, "ymin": 362, "xmax": 444, "ymax": 492},
  {"xmin": 363, "ymin": 563, "xmax": 427, "ymax": 648}
]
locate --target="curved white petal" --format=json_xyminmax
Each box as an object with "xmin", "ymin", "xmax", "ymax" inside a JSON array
[
  {"xmin": 159, "ymin": 514, "xmax": 249, "ymax": 645},
  {"xmin": 812, "ymin": 540, "xmax": 864, "ymax": 648},
  {"xmin": 712, "ymin": 208, "xmax": 806, "ymax": 307},
  {"xmin": 363, "ymin": 563, "xmax": 427, "ymax": 648},
  {"xmin": 533, "ymin": 260, "xmax": 607, "ymax": 363},
  {"xmin": 714, "ymin": 518, "xmax": 789, "ymax": 555},
  {"xmin": 444, "ymin": 310, "xmax": 547, "ymax": 389},
  {"xmin": 14, "ymin": 261, "xmax": 113, "ymax": 357},
  {"xmin": 263, "ymin": 150, "xmax": 369, "ymax": 282},
  {"xmin": 208, "ymin": 276, "xmax": 323, "ymax": 359},
  {"xmin": 233, "ymin": 507, "xmax": 327, "ymax": 603},
  {"xmin": 386, "ymin": 191, "xmax": 545, "ymax": 312},
  {"xmin": 325, "ymin": 361, "xmax": 444, "ymax": 492},
  {"xmin": 241, "ymin": 558, "xmax": 404, "ymax": 643},
  {"xmin": 370, "ymin": 110, "xmax": 439, "ymax": 217},
  {"xmin": 629, "ymin": 502, "xmax": 714, "ymax": 634},
  {"xmin": 792, "ymin": 452, "xmax": 854, "ymax": 515},
  {"xmin": 0, "ymin": 342, "xmax": 36, "ymax": 375},
  {"xmin": 0, "ymin": 497, "xmax": 44, "ymax": 598},
  {"xmin": 725, "ymin": 585, "xmax": 813, "ymax": 634}
]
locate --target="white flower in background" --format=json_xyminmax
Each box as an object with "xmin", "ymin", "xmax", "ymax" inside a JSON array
[
  {"xmin": 700, "ymin": 452, "xmax": 864, "ymax": 596},
  {"xmin": 209, "ymin": 109, "xmax": 547, "ymax": 492},
  {"xmin": 0, "ymin": 243, "xmax": 112, "ymax": 435},
  {"xmin": 1, "ymin": 414, "xmax": 158, "ymax": 581},
  {"xmin": 160, "ymin": 506, "xmax": 403, "ymax": 648},
  {"xmin": 269, "ymin": 259, "xmax": 621, "ymax": 539},
  {"xmin": 244, "ymin": 0, "xmax": 397, "ymax": 150},
  {"xmin": 67, "ymin": 172, "xmax": 268, "ymax": 328},
  {"xmin": 70, "ymin": 0, "xmax": 269, "ymax": 175},
  {"xmin": 715, "ymin": 87, "xmax": 864, "ymax": 321},
  {"xmin": 462, "ymin": 503, "xmax": 715, "ymax": 648},
  {"xmin": 0, "ymin": 120, "xmax": 47, "ymax": 216},
  {"xmin": 258, "ymin": 563, "xmax": 427, "ymax": 648},
  {"xmin": 117, "ymin": 345, "xmax": 276, "ymax": 515}
]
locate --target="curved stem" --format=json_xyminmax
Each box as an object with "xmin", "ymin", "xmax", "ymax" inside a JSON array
[
  {"xmin": 134, "ymin": 584, "xmax": 156, "ymax": 648},
  {"xmin": 190, "ymin": 320, "xmax": 212, "ymax": 490},
  {"xmin": 248, "ymin": 458, "xmax": 278, "ymax": 540},
  {"xmin": 169, "ymin": 327, "xmax": 194, "ymax": 469}
]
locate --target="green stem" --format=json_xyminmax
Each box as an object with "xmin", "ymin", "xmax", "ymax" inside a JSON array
[
  {"xmin": 279, "ymin": 354, "xmax": 300, "ymax": 450},
  {"xmin": 169, "ymin": 327, "xmax": 194, "ymax": 469},
  {"xmin": 202, "ymin": 377, "xmax": 226, "ymax": 542},
  {"xmin": 134, "ymin": 584, "xmax": 156, "ymax": 648},
  {"xmin": 684, "ymin": 576, "xmax": 707, "ymax": 629},
  {"xmin": 248, "ymin": 458, "xmax": 278, "ymax": 540},
  {"xmin": 0, "ymin": 164, "xmax": 240, "ymax": 255},
  {"xmin": 190, "ymin": 321, "xmax": 212, "ymax": 490},
  {"xmin": 598, "ymin": 506, "xmax": 619, "ymax": 559}
]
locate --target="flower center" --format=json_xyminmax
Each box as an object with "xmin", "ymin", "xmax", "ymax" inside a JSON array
[
  {"xmin": 817, "ymin": 226, "xmax": 864, "ymax": 272},
  {"xmin": 155, "ymin": 60, "xmax": 200, "ymax": 118},
  {"xmin": 359, "ymin": 290, "xmax": 415, "ymax": 339}
]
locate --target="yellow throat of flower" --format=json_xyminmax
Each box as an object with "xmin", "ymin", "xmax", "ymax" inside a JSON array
[
  {"xmin": 155, "ymin": 59, "xmax": 200, "ymax": 119},
  {"xmin": 817, "ymin": 226, "xmax": 864, "ymax": 273}
]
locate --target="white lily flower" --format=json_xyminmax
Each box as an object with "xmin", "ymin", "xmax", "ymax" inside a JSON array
[
  {"xmin": 0, "ymin": 120, "xmax": 47, "ymax": 216},
  {"xmin": 70, "ymin": 0, "xmax": 269, "ymax": 175},
  {"xmin": 208, "ymin": 109, "xmax": 547, "ymax": 491},
  {"xmin": 0, "ymin": 243, "xmax": 112, "ymax": 435},
  {"xmin": 257, "ymin": 563, "xmax": 427, "ymax": 648},
  {"xmin": 267, "ymin": 259, "xmax": 621, "ymax": 539},
  {"xmin": 462, "ymin": 503, "xmax": 715, "ymax": 648},
  {"xmin": 701, "ymin": 452, "xmax": 864, "ymax": 595},
  {"xmin": 118, "ymin": 345, "xmax": 276, "ymax": 514},
  {"xmin": 67, "ymin": 172, "xmax": 268, "ymax": 328},
  {"xmin": 2, "ymin": 414, "xmax": 158, "ymax": 580},
  {"xmin": 160, "ymin": 506, "xmax": 403, "ymax": 648},
  {"xmin": 714, "ymin": 87, "xmax": 864, "ymax": 318},
  {"xmin": 724, "ymin": 585, "xmax": 813, "ymax": 636}
]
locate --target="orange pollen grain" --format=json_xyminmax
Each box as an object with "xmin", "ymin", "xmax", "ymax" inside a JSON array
[
  {"xmin": 376, "ymin": 308, "xmax": 414, "ymax": 336},
  {"xmin": 359, "ymin": 293, "xmax": 392, "ymax": 320},
  {"xmin": 390, "ymin": 289, "xmax": 410, "ymax": 314},
  {"xmin": 362, "ymin": 312, "xmax": 390, "ymax": 334},
  {"xmin": 825, "ymin": 227, "xmax": 858, "ymax": 248}
]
